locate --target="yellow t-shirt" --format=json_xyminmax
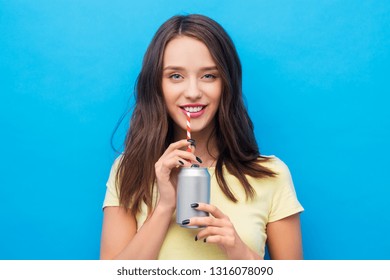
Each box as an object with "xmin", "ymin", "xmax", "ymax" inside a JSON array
[{"xmin": 103, "ymin": 155, "xmax": 304, "ymax": 259}]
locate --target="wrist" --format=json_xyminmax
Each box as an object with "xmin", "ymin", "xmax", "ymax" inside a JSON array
[
  {"xmin": 228, "ymin": 241, "xmax": 262, "ymax": 260},
  {"xmin": 155, "ymin": 200, "xmax": 176, "ymax": 214},
  {"xmin": 243, "ymin": 246, "xmax": 262, "ymax": 260}
]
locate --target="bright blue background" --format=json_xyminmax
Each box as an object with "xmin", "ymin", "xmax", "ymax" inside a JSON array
[{"xmin": 1, "ymin": 1, "xmax": 389, "ymax": 259}]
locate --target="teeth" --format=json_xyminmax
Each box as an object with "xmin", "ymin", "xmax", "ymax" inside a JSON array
[{"xmin": 184, "ymin": 106, "xmax": 203, "ymax": 113}]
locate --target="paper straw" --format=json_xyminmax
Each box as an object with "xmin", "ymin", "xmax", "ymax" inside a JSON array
[{"xmin": 186, "ymin": 111, "xmax": 191, "ymax": 152}]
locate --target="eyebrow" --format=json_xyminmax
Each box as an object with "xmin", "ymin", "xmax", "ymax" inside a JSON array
[{"xmin": 163, "ymin": 66, "xmax": 218, "ymax": 71}]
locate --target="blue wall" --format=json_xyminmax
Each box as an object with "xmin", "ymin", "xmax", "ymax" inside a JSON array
[{"xmin": 1, "ymin": 1, "xmax": 389, "ymax": 259}]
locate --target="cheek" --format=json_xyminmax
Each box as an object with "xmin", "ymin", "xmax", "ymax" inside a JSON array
[
  {"xmin": 162, "ymin": 91, "xmax": 182, "ymax": 122},
  {"xmin": 162, "ymin": 81, "xmax": 182, "ymax": 100},
  {"xmin": 204, "ymin": 82, "xmax": 222, "ymax": 103},
  {"xmin": 162, "ymin": 84, "xmax": 176, "ymax": 107}
]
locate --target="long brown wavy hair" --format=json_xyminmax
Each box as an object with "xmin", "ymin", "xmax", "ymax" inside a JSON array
[{"xmin": 116, "ymin": 14, "xmax": 275, "ymax": 215}]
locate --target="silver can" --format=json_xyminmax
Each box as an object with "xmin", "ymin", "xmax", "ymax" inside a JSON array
[{"xmin": 176, "ymin": 165, "xmax": 210, "ymax": 228}]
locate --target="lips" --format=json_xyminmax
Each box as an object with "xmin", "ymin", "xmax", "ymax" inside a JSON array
[
  {"xmin": 182, "ymin": 106, "xmax": 204, "ymax": 113},
  {"xmin": 179, "ymin": 104, "xmax": 207, "ymax": 118}
]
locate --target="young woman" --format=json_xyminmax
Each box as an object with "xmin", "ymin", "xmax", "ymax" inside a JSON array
[{"xmin": 100, "ymin": 14, "xmax": 304, "ymax": 260}]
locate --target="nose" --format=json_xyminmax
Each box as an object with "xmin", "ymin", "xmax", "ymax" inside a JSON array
[{"xmin": 183, "ymin": 78, "xmax": 202, "ymax": 100}]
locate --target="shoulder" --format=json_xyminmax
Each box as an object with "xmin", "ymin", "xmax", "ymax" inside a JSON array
[
  {"xmin": 252, "ymin": 155, "xmax": 296, "ymax": 191},
  {"xmin": 106, "ymin": 154, "xmax": 124, "ymax": 185},
  {"xmin": 258, "ymin": 156, "xmax": 304, "ymax": 222},
  {"xmin": 110, "ymin": 154, "xmax": 124, "ymax": 172},
  {"xmin": 257, "ymin": 155, "xmax": 291, "ymax": 177},
  {"xmin": 114, "ymin": 154, "xmax": 124, "ymax": 165}
]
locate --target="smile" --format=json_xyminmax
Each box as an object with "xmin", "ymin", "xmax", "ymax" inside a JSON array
[
  {"xmin": 179, "ymin": 104, "xmax": 207, "ymax": 118},
  {"xmin": 183, "ymin": 106, "xmax": 204, "ymax": 113}
]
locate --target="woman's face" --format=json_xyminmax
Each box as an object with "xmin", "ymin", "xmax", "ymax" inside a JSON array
[{"xmin": 162, "ymin": 36, "xmax": 222, "ymax": 137}]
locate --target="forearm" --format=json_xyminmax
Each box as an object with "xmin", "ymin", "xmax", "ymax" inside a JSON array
[{"xmin": 113, "ymin": 202, "xmax": 174, "ymax": 260}]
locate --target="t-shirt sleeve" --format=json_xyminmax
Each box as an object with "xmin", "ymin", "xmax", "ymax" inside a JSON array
[
  {"xmin": 102, "ymin": 156, "xmax": 122, "ymax": 208},
  {"xmin": 268, "ymin": 158, "xmax": 304, "ymax": 223}
]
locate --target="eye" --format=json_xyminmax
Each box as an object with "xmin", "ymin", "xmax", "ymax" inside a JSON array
[
  {"xmin": 202, "ymin": 74, "xmax": 217, "ymax": 79},
  {"xmin": 169, "ymin": 73, "xmax": 183, "ymax": 80}
]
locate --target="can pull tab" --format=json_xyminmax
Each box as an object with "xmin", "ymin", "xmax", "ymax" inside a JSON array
[{"xmin": 191, "ymin": 164, "xmax": 200, "ymax": 168}]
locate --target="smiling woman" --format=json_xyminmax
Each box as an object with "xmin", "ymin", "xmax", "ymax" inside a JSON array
[
  {"xmin": 100, "ymin": 14, "xmax": 304, "ymax": 260},
  {"xmin": 162, "ymin": 36, "xmax": 222, "ymax": 146}
]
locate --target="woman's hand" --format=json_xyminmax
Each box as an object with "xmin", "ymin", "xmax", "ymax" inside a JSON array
[
  {"xmin": 154, "ymin": 139, "xmax": 199, "ymax": 209},
  {"xmin": 184, "ymin": 203, "xmax": 261, "ymax": 260}
]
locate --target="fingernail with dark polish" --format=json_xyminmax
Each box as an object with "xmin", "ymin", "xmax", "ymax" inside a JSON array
[
  {"xmin": 187, "ymin": 139, "xmax": 196, "ymax": 144},
  {"xmin": 204, "ymin": 238, "xmax": 207, "ymax": 243},
  {"xmin": 182, "ymin": 219, "xmax": 190, "ymax": 225},
  {"xmin": 178, "ymin": 160, "xmax": 184, "ymax": 165},
  {"xmin": 196, "ymin": 156, "xmax": 202, "ymax": 163},
  {"xmin": 191, "ymin": 203, "xmax": 199, "ymax": 208},
  {"xmin": 195, "ymin": 235, "xmax": 198, "ymax": 241}
]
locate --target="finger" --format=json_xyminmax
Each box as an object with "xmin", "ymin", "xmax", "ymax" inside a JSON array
[
  {"xmin": 163, "ymin": 139, "xmax": 195, "ymax": 156},
  {"xmin": 185, "ymin": 216, "xmax": 226, "ymax": 228},
  {"xmin": 174, "ymin": 150, "xmax": 200, "ymax": 164},
  {"xmin": 196, "ymin": 226, "xmax": 232, "ymax": 241},
  {"xmin": 190, "ymin": 141, "xmax": 196, "ymax": 154},
  {"xmin": 203, "ymin": 235, "xmax": 234, "ymax": 246},
  {"xmin": 192, "ymin": 203, "xmax": 228, "ymax": 219},
  {"xmin": 186, "ymin": 138, "xmax": 196, "ymax": 153},
  {"xmin": 176, "ymin": 156, "xmax": 191, "ymax": 168},
  {"xmin": 166, "ymin": 152, "xmax": 202, "ymax": 171},
  {"xmin": 158, "ymin": 155, "xmax": 188, "ymax": 173},
  {"xmin": 175, "ymin": 159, "xmax": 185, "ymax": 169}
]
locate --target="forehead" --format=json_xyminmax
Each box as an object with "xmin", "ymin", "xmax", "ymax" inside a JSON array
[{"xmin": 163, "ymin": 36, "xmax": 216, "ymax": 68}]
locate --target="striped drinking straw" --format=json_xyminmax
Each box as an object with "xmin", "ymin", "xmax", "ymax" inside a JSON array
[{"xmin": 186, "ymin": 111, "xmax": 191, "ymax": 152}]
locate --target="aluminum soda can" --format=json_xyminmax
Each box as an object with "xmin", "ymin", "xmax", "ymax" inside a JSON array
[{"xmin": 176, "ymin": 164, "xmax": 210, "ymax": 228}]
